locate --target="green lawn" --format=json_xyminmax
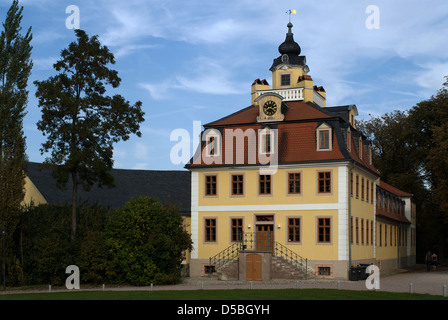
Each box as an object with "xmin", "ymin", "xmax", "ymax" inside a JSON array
[{"xmin": 0, "ymin": 288, "xmax": 447, "ymax": 300}]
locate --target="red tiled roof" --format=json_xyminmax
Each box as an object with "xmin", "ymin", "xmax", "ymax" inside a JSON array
[
  {"xmin": 376, "ymin": 206, "xmax": 411, "ymax": 224},
  {"xmin": 346, "ymin": 131, "xmax": 379, "ymax": 174},
  {"xmin": 378, "ymin": 180, "xmax": 413, "ymax": 197},
  {"xmin": 205, "ymin": 101, "xmax": 332, "ymax": 127},
  {"xmin": 376, "ymin": 180, "xmax": 412, "ymax": 224},
  {"xmin": 190, "ymin": 101, "xmax": 379, "ymax": 174},
  {"xmin": 189, "ymin": 121, "xmax": 346, "ymax": 167},
  {"xmin": 277, "ymin": 122, "xmax": 344, "ymax": 163}
]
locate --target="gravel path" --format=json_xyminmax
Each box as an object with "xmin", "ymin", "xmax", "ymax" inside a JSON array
[
  {"xmin": 163, "ymin": 265, "xmax": 448, "ymax": 297},
  {"xmin": 1, "ymin": 265, "xmax": 447, "ymax": 297}
]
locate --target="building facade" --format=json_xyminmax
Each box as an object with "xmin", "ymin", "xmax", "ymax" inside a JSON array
[{"xmin": 186, "ymin": 22, "xmax": 416, "ymax": 280}]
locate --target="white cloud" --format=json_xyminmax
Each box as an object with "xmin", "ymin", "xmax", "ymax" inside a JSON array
[
  {"xmin": 413, "ymin": 61, "xmax": 448, "ymax": 96},
  {"xmin": 139, "ymin": 57, "xmax": 246, "ymax": 99},
  {"xmin": 113, "ymin": 44, "xmax": 159, "ymax": 59},
  {"xmin": 32, "ymin": 56, "xmax": 58, "ymax": 71}
]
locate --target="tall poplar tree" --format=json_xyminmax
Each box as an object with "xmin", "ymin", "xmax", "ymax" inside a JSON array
[
  {"xmin": 35, "ymin": 29, "xmax": 144, "ymax": 241},
  {"xmin": 0, "ymin": 1, "xmax": 32, "ymax": 240}
]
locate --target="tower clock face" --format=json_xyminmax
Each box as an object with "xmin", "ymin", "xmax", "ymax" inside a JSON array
[{"xmin": 263, "ymin": 100, "xmax": 277, "ymax": 116}]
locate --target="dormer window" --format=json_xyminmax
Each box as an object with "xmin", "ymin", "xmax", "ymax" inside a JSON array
[
  {"xmin": 205, "ymin": 131, "xmax": 220, "ymax": 157},
  {"xmin": 317, "ymin": 123, "xmax": 332, "ymax": 151},
  {"xmin": 259, "ymin": 128, "xmax": 274, "ymax": 155}
]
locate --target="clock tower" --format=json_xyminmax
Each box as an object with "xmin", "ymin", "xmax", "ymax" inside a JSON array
[{"xmin": 251, "ymin": 22, "xmax": 326, "ymax": 107}]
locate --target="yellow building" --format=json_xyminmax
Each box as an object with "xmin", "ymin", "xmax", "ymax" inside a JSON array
[{"xmin": 186, "ymin": 22, "xmax": 416, "ymax": 280}]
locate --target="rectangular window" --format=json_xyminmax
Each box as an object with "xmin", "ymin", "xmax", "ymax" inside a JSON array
[
  {"xmin": 361, "ymin": 177, "xmax": 365, "ymax": 200},
  {"xmin": 366, "ymin": 180, "xmax": 370, "ymax": 202},
  {"xmin": 231, "ymin": 218, "xmax": 243, "ymax": 242},
  {"xmin": 356, "ymin": 218, "xmax": 359, "ymax": 244},
  {"xmin": 205, "ymin": 175, "xmax": 217, "ymax": 196},
  {"xmin": 317, "ymin": 218, "xmax": 331, "ymax": 243},
  {"xmin": 281, "ymin": 74, "xmax": 291, "ymax": 86},
  {"xmin": 379, "ymin": 224, "xmax": 382, "ymax": 246},
  {"xmin": 318, "ymin": 266, "xmax": 331, "ymax": 276},
  {"xmin": 371, "ymin": 221, "xmax": 374, "ymax": 246},
  {"xmin": 319, "ymin": 130, "xmax": 330, "ymax": 150},
  {"xmin": 361, "ymin": 219, "xmax": 364, "ymax": 245},
  {"xmin": 395, "ymin": 226, "xmax": 397, "ymax": 246},
  {"xmin": 350, "ymin": 173, "xmax": 353, "ymax": 196},
  {"xmin": 288, "ymin": 218, "xmax": 301, "ymax": 243},
  {"xmin": 356, "ymin": 175, "xmax": 359, "ymax": 198},
  {"xmin": 390, "ymin": 224, "xmax": 393, "ymax": 246},
  {"xmin": 205, "ymin": 218, "xmax": 216, "ymax": 242},
  {"xmin": 204, "ymin": 265, "xmax": 216, "ymax": 274},
  {"xmin": 366, "ymin": 219, "xmax": 369, "ymax": 245},
  {"xmin": 259, "ymin": 175, "xmax": 271, "ymax": 195},
  {"xmin": 318, "ymin": 171, "xmax": 331, "ymax": 194},
  {"xmin": 207, "ymin": 136, "xmax": 217, "ymax": 156},
  {"xmin": 260, "ymin": 131, "xmax": 273, "ymax": 154},
  {"xmin": 288, "ymin": 173, "xmax": 301, "ymax": 194},
  {"xmin": 231, "ymin": 174, "xmax": 244, "ymax": 195},
  {"xmin": 350, "ymin": 217, "xmax": 353, "ymax": 244}
]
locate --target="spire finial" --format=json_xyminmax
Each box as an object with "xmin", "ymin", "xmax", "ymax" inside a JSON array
[{"xmin": 286, "ymin": 9, "xmax": 297, "ymax": 23}]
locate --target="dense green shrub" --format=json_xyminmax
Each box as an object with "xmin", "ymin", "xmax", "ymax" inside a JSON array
[
  {"xmin": 15, "ymin": 197, "xmax": 191, "ymax": 287},
  {"xmin": 106, "ymin": 196, "xmax": 192, "ymax": 285},
  {"xmin": 19, "ymin": 203, "xmax": 110, "ymax": 285}
]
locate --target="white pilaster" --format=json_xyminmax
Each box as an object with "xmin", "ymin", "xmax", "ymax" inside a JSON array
[
  {"xmin": 338, "ymin": 165, "xmax": 349, "ymax": 260},
  {"xmin": 190, "ymin": 171, "xmax": 199, "ymax": 259}
]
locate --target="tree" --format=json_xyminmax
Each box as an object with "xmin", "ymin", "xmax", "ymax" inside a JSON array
[
  {"xmin": 358, "ymin": 110, "xmax": 425, "ymax": 194},
  {"xmin": 0, "ymin": 0, "xmax": 32, "ymax": 277},
  {"xmin": 106, "ymin": 197, "xmax": 192, "ymax": 285},
  {"xmin": 358, "ymin": 77, "xmax": 448, "ymax": 262},
  {"xmin": 35, "ymin": 29, "xmax": 144, "ymax": 241},
  {"xmin": 408, "ymin": 77, "xmax": 448, "ymax": 258}
]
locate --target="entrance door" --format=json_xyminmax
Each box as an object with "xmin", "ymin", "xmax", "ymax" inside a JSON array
[
  {"xmin": 246, "ymin": 254, "xmax": 262, "ymax": 281},
  {"xmin": 256, "ymin": 225, "xmax": 273, "ymax": 251}
]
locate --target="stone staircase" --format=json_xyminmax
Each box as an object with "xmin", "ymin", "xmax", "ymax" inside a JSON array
[
  {"xmin": 216, "ymin": 260, "xmax": 239, "ymax": 280},
  {"xmin": 212, "ymin": 254, "xmax": 314, "ymax": 281},
  {"xmin": 209, "ymin": 234, "xmax": 314, "ymax": 281},
  {"xmin": 271, "ymin": 255, "xmax": 314, "ymax": 280}
]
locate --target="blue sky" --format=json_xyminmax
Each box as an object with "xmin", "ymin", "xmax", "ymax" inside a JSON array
[{"xmin": 1, "ymin": 0, "xmax": 448, "ymax": 171}]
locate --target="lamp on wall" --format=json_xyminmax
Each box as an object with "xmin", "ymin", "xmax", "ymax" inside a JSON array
[
  {"xmin": 277, "ymin": 224, "xmax": 281, "ymax": 229},
  {"xmin": 248, "ymin": 224, "xmax": 251, "ymax": 229}
]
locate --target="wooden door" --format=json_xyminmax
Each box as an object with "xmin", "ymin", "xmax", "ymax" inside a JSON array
[
  {"xmin": 246, "ymin": 254, "xmax": 262, "ymax": 281},
  {"xmin": 256, "ymin": 225, "xmax": 273, "ymax": 251}
]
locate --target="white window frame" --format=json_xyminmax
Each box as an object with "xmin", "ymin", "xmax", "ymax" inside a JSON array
[
  {"xmin": 205, "ymin": 131, "xmax": 221, "ymax": 157},
  {"xmin": 259, "ymin": 128, "xmax": 275, "ymax": 155},
  {"xmin": 316, "ymin": 123, "xmax": 332, "ymax": 151}
]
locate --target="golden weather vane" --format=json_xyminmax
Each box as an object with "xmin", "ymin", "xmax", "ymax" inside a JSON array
[{"xmin": 286, "ymin": 9, "xmax": 297, "ymax": 23}]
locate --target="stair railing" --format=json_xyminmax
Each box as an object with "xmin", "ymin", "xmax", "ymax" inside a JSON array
[
  {"xmin": 208, "ymin": 233, "xmax": 308, "ymax": 278},
  {"xmin": 273, "ymin": 241, "xmax": 308, "ymax": 279}
]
